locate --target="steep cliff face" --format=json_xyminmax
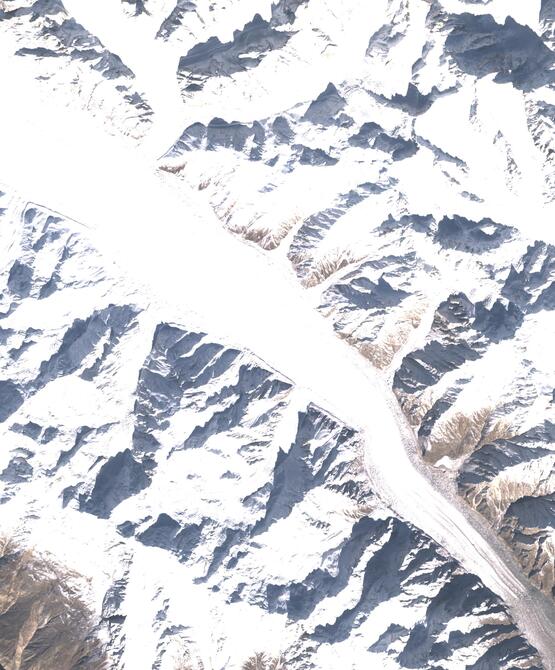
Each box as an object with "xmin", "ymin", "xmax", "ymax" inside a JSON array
[{"xmin": 0, "ymin": 0, "xmax": 554, "ymax": 668}]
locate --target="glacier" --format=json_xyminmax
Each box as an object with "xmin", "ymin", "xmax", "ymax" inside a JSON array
[{"xmin": 0, "ymin": 0, "xmax": 554, "ymax": 668}]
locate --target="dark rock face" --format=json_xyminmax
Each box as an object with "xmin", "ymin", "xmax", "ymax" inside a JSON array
[
  {"xmin": 333, "ymin": 276, "xmax": 409, "ymax": 312},
  {"xmin": 380, "ymin": 214, "xmax": 435, "ymax": 236},
  {"xmin": 267, "ymin": 515, "xmax": 389, "ymax": 620},
  {"xmin": 165, "ymin": 400, "xmax": 540, "ymax": 670},
  {"xmin": 386, "ymin": 214, "xmax": 555, "ymax": 469},
  {"xmin": 348, "ymin": 122, "xmax": 384, "ymax": 148},
  {"xmin": 102, "ymin": 577, "xmax": 128, "ymax": 620},
  {"xmin": 473, "ymin": 299, "xmax": 523, "ymax": 342},
  {"xmin": 272, "ymin": 115, "xmax": 295, "ymax": 144},
  {"xmin": 0, "ymin": 204, "xmax": 93, "ymax": 307},
  {"xmin": 34, "ymin": 305, "xmax": 139, "ymax": 389},
  {"xmin": 207, "ymin": 118, "xmax": 265, "ymax": 154},
  {"xmin": 398, "ymin": 572, "xmax": 534, "ymax": 670},
  {"xmin": 297, "ymin": 145, "xmax": 338, "ymax": 166},
  {"xmin": 373, "ymin": 133, "xmax": 419, "ymax": 161},
  {"xmin": 253, "ymin": 407, "xmax": 355, "ymax": 536},
  {"xmin": 541, "ymin": 0, "xmax": 555, "ymax": 23},
  {"xmin": 178, "ymin": 13, "xmax": 291, "ymax": 81},
  {"xmin": 0, "ymin": 380, "xmax": 24, "ymax": 423},
  {"xmin": 504, "ymin": 493, "xmax": 555, "ymax": 530},
  {"xmin": 167, "ymin": 113, "xmax": 346, "ymax": 169},
  {"xmin": 312, "ymin": 518, "xmax": 415, "ymax": 643},
  {"xmin": 270, "ymin": 0, "xmax": 309, "ymax": 27},
  {"xmin": 156, "ymin": 1, "xmax": 196, "ymax": 40},
  {"xmin": 167, "ymin": 67, "xmax": 427, "ymax": 181},
  {"xmin": 318, "ymin": 249, "xmax": 421, "ymax": 365},
  {"xmin": 137, "ymin": 514, "xmax": 205, "ymax": 561},
  {"xmin": 7, "ymin": 261, "xmax": 33, "ymax": 298},
  {"xmin": 459, "ymin": 422, "xmax": 554, "ymax": 492},
  {"xmin": 169, "ymin": 118, "xmax": 266, "ymax": 158},
  {"xmin": 0, "ymin": 453, "xmax": 33, "ymax": 484},
  {"xmin": 302, "ymin": 83, "xmax": 346, "ymax": 126},
  {"xmin": 11, "ymin": 421, "xmax": 42, "ymax": 441},
  {"xmin": 122, "ymin": 0, "xmax": 148, "ymax": 16},
  {"xmin": 394, "ymin": 338, "xmax": 481, "ymax": 395},
  {"xmin": 170, "ymin": 121, "xmax": 207, "ymax": 152},
  {"xmin": 182, "ymin": 362, "xmax": 291, "ymax": 450},
  {"xmin": 501, "ymin": 494, "xmax": 555, "ymax": 598},
  {"xmin": 501, "ymin": 242, "xmax": 555, "ymax": 313},
  {"xmin": 445, "ymin": 14, "xmax": 555, "ymax": 91},
  {"xmin": 50, "ymin": 426, "xmax": 94, "ymax": 473},
  {"xmin": 367, "ymin": 17, "xmax": 406, "ymax": 59},
  {"xmin": 133, "ymin": 323, "xmax": 231, "ymax": 434},
  {"xmin": 457, "ymin": 421, "xmax": 555, "ymax": 596},
  {"xmin": 177, "ymin": 0, "xmax": 309, "ymax": 85},
  {"xmin": 388, "ymin": 83, "xmax": 436, "ymax": 115},
  {"xmin": 78, "ymin": 449, "xmax": 152, "ymax": 519},
  {"xmin": 435, "ymin": 216, "xmax": 514, "ymax": 253},
  {"xmin": 0, "ymin": 0, "xmax": 66, "ymax": 20}
]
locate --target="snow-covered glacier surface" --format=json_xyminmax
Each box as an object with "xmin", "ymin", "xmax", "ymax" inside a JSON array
[{"xmin": 0, "ymin": 0, "xmax": 554, "ymax": 669}]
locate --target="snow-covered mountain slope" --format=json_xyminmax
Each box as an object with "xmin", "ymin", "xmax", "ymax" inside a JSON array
[
  {"xmin": 0, "ymin": 0, "xmax": 555, "ymax": 668},
  {"xmin": 154, "ymin": 0, "xmax": 555, "ymax": 610},
  {"xmin": 0, "ymin": 0, "xmax": 153, "ymax": 138},
  {"xmin": 0, "ymin": 187, "xmax": 548, "ymax": 669}
]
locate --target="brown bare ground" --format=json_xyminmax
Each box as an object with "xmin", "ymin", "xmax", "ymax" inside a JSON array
[
  {"xmin": 171, "ymin": 650, "xmax": 284, "ymax": 670},
  {"xmin": 302, "ymin": 249, "xmax": 361, "ymax": 288},
  {"xmin": 351, "ymin": 301, "xmax": 427, "ymax": 370},
  {"xmin": 229, "ymin": 215, "xmax": 301, "ymax": 251},
  {"xmin": 242, "ymin": 653, "xmax": 285, "ymax": 670},
  {"xmin": 159, "ymin": 161, "xmax": 187, "ymax": 174},
  {"xmin": 0, "ymin": 537, "xmax": 106, "ymax": 670},
  {"xmin": 393, "ymin": 390, "xmax": 433, "ymax": 428},
  {"xmin": 424, "ymin": 407, "xmax": 513, "ymax": 464}
]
